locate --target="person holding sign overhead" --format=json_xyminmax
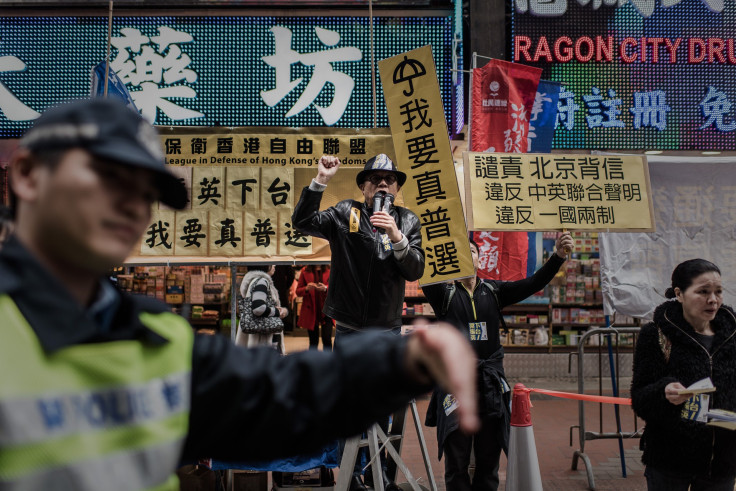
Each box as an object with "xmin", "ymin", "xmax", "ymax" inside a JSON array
[
  {"xmin": 422, "ymin": 233, "xmax": 573, "ymax": 491},
  {"xmin": 631, "ymin": 259, "xmax": 736, "ymax": 491},
  {"xmin": 292, "ymin": 154, "xmax": 424, "ymax": 491}
]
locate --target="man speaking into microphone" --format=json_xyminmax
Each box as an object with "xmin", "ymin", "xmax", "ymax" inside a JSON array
[{"xmin": 292, "ymin": 154, "xmax": 424, "ymax": 491}]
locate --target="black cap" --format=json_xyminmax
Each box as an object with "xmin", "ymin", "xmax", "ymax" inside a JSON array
[
  {"xmin": 20, "ymin": 98, "xmax": 188, "ymax": 210},
  {"xmin": 355, "ymin": 153, "xmax": 407, "ymax": 187}
]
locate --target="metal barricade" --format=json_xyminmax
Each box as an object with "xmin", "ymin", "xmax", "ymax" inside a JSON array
[{"xmin": 569, "ymin": 327, "xmax": 643, "ymax": 490}]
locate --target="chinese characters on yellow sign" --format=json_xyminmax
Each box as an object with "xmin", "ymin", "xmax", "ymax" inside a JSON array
[
  {"xmin": 379, "ymin": 46, "xmax": 474, "ymax": 285},
  {"xmin": 141, "ymin": 167, "xmax": 308, "ymax": 257},
  {"xmin": 464, "ymin": 152, "xmax": 655, "ymax": 232},
  {"xmin": 134, "ymin": 128, "xmax": 394, "ymax": 260},
  {"xmin": 158, "ymin": 127, "xmax": 393, "ymax": 167}
]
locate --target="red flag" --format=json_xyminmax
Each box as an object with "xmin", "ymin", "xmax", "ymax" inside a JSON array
[
  {"xmin": 471, "ymin": 59, "xmax": 542, "ymax": 153},
  {"xmin": 473, "ymin": 231, "xmax": 530, "ymax": 281},
  {"xmin": 473, "ymin": 231, "xmax": 502, "ymax": 280},
  {"xmin": 471, "ymin": 60, "xmax": 541, "ymax": 280}
]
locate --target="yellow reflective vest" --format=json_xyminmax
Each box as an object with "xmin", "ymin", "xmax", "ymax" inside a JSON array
[{"xmin": 0, "ymin": 294, "xmax": 193, "ymax": 491}]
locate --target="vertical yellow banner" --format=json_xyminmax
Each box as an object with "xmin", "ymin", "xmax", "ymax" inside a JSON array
[
  {"xmin": 378, "ymin": 45, "xmax": 474, "ymax": 285},
  {"xmin": 278, "ymin": 211, "xmax": 312, "ymax": 256},
  {"xmin": 208, "ymin": 210, "xmax": 244, "ymax": 257},
  {"xmin": 174, "ymin": 211, "xmax": 209, "ymax": 256},
  {"xmin": 226, "ymin": 167, "xmax": 261, "ymax": 211},
  {"xmin": 140, "ymin": 210, "xmax": 176, "ymax": 256},
  {"xmin": 244, "ymin": 210, "xmax": 279, "ymax": 256},
  {"xmin": 160, "ymin": 167, "xmax": 192, "ymax": 211},
  {"xmin": 260, "ymin": 168, "xmax": 295, "ymax": 213},
  {"xmin": 192, "ymin": 167, "xmax": 226, "ymax": 211}
]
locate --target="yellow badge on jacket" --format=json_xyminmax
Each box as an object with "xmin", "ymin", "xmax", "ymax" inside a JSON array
[
  {"xmin": 442, "ymin": 394, "xmax": 458, "ymax": 416},
  {"xmin": 349, "ymin": 207, "xmax": 360, "ymax": 232}
]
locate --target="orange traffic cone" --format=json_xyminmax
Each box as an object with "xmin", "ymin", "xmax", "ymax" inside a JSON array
[{"xmin": 505, "ymin": 383, "xmax": 543, "ymax": 491}]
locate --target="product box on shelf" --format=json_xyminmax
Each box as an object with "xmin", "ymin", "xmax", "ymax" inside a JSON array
[
  {"xmin": 511, "ymin": 329, "xmax": 528, "ymax": 345},
  {"xmin": 189, "ymin": 274, "xmax": 205, "ymax": 304},
  {"xmin": 559, "ymin": 329, "xmax": 579, "ymax": 345},
  {"xmin": 165, "ymin": 293, "xmax": 184, "ymax": 304},
  {"xmin": 551, "ymin": 334, "xmax": 566, "ymax": 346},
  {"xmin": 405, "ymin": 280, "xmax": 422, "ymax": 297}
]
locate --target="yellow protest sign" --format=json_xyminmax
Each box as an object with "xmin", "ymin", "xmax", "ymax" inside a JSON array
[
  {"xmin": 464, "ymin": 152, "xmax": 655, "ymax": 232},
  {"xmin": 158, "ymin": 127, "xmax": 393, "ymax": 168},
  {"xmin": 129, "ymin": 127, "xmax": 394, "ymax": 263},
  {"xmin": 379, "ymin": 45, "xmax": 474, "ymax": 285}
]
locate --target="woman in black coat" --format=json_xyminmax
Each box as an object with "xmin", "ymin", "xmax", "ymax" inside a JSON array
[{"xmin": 631, "ymin": 259, "xmax": 736, "ymax": 490}]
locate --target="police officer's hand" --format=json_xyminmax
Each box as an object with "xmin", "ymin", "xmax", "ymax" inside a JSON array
[
  {"xmin": 370, "ymin": 211, "xmax": 402, "ymax": 243},
  {"xmin": 405, "ymin": 320, "xmax": 480, "ymax": 434},
  {"xmin": 555, "ymin": 232, "xmax": 574, "ymax": 258},
  {"xmin": 316, "ymin": 155, "xmax": 341, "ymax": 185}
]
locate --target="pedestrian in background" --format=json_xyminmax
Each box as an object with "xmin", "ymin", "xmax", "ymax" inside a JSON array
[
  {"xmin": 272, "ymin": 265, "xmax": 297, "ymax": 331},
  {"xmin": 632, "ymin": 259, "xmax": 736, "ymax": 491},
  {"xmin": 236, "ymin": 264, "xmax": 288, "ymax": 352},
  {"xmin": 296, "ymin": 264, "xmax": 333, "ymax": 350}
]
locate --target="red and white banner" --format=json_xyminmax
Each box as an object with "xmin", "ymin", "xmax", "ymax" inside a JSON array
[
  {"xmin": 470, "ymin": 59, "xmax": 542, "ymax": 281},
  {"xmin": 473, "ymin": 230, "xmax": 533, "ymax": 282},
  {"xmin": 471, "ymin": 59, "xmax": 542, "ymax": 153}
]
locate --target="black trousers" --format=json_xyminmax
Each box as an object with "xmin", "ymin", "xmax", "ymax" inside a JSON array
[
  {"xmin": 308, "ymin": 320, "xmax": 333, "ymax": 351},
  {"xmin": 644, "ymin": 466, "xmax": 736, "ymax": 491},
  {"xmin": 443, "ymin": 418, "xmax": 504, "ymax": 491}
]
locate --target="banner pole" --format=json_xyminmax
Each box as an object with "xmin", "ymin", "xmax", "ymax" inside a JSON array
[
  {"xmin": 467, "ymin": 52, "xmax": 477, "ymax": 152},
  {"xmin": 561, "ymin": 228, "xmax": 572, "ymax": 256},
  {"xmin": 604, "ymin": 314, "xmax": 628, "ymax": 477},
  {"xmin": 103, "ymin": 0, "xmax": 113, "ymax": 97},
  {"xmin": 369, "ymin": 0, "xmax": 376, "ymax": 128}
]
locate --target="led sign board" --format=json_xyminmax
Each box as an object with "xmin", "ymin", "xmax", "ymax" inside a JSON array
[
  {"xmin": 0, "ymin": 15, "xmax": 456, "ymax": 137},
  {"xmin": 511, "ymin": 0, "xmax": 736, "ymax": 150}
]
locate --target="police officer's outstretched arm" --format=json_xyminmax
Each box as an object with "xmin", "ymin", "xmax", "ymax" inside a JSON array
[
  {"xmin": 185, "ymin": 321, "xmax": 478, "ymax": 460},
  {"xmin": 405, "ymin": 320, "xmax": 480, "ymax": 433},
  {"xmin": 292, "ymin": 155, "xmax": 342, "ymax": 239}
]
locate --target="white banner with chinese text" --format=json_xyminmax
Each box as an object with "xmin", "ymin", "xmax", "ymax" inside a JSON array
[{"xmin": 599, "ymin": 157, "xmax": 736, "ymax": 320}]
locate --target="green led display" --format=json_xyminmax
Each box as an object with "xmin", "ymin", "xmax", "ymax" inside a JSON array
[{"xmin": 0, "ymin": 15, "xmax": 457, "ymax": 137}]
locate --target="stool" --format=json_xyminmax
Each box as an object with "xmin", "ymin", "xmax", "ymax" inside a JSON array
[{"xmin": 335, "ymin": 400, "xmax": 437, "ymax": 491}]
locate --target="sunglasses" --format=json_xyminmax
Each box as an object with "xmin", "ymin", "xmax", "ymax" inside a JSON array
[{"xmin": 367, "ymin": 173, "xmax": 397, "ymax": 185}]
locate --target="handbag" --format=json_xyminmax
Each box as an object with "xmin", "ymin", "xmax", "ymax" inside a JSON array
[{"xmin": 238, "ymin": 279, "xmax": 284, "ymax": 335}]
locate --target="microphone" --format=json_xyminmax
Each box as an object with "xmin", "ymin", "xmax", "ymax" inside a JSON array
[{"xmin": 372, "ymin": 191, "xmax": 387, "ymax": 234}]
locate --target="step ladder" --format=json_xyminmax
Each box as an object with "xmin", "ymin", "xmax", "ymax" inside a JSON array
[{"xmin": 334, "ymin": 400, "xmax": 438, "ymax": 491}]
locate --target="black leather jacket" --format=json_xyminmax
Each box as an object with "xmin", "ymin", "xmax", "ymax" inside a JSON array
[{"xmin": 292, "ymin": 186, "xmax": 424, "ymax": 329}]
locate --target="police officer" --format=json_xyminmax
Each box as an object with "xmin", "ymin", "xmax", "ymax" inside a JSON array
[{"xmin": 0, "ymin": 98, "xmax": 478, "ymax": 491}]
